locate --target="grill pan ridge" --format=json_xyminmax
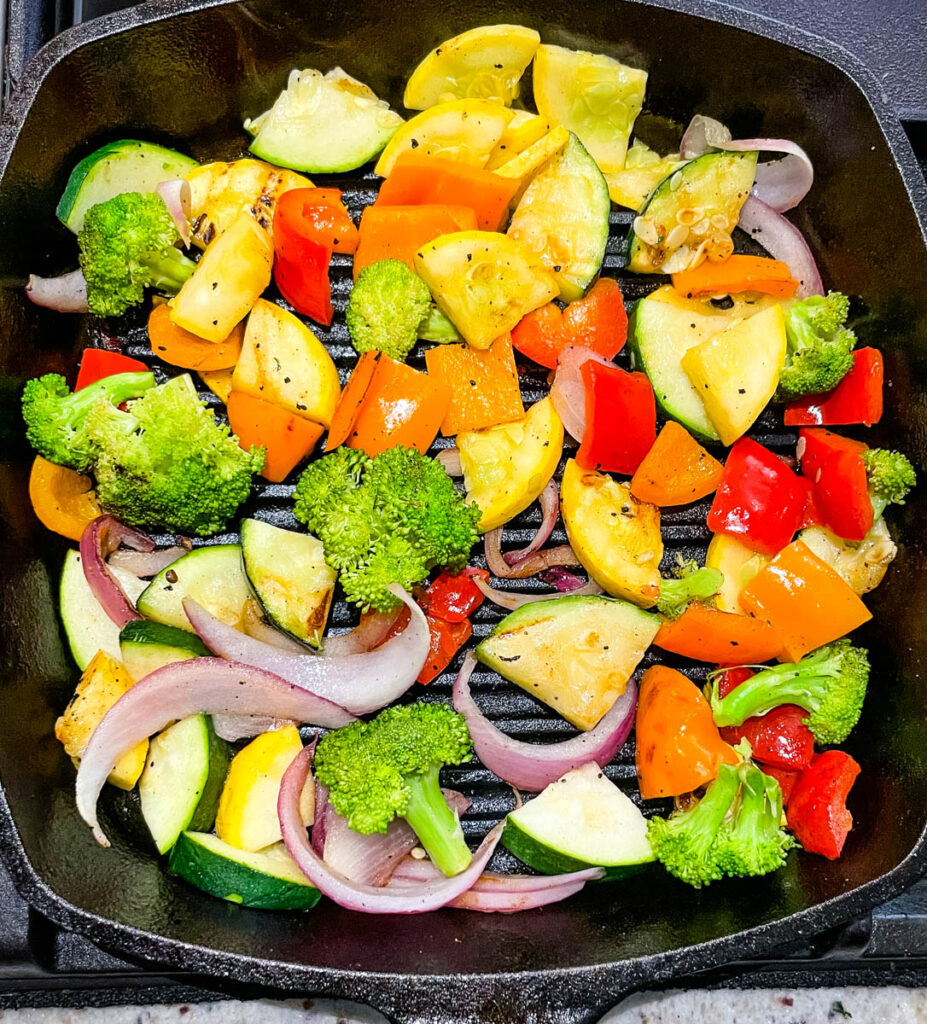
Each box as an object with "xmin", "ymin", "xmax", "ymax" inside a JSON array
[{"xmin": 0, "ymin": 1, "xmax": 926, "ymax": 1021}]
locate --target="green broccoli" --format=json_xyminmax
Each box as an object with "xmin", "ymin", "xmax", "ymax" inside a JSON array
[
  {"xmin": 709, "ymin": 638, "xmax": 870, "ymax": 745},
  {"xmin": 776, "ymin": 291, "xmax": 856, "ymax": 401},
  {"xmin": 647, "ymin": 743, "xmax": 793, "ymax": 888},
  {"xmin": 293, "ymin": 445, "xmax": 481, "ymax": 611},
  {"xmin": 345, "ymin": 259, "xmax": 433, "ymax": 361},
  {"xmin": 657, "ymin": 558, "xmax": 723, "ymax": 620},
  {"xmin": 417, "ymin": 304, "xmax": 461, "ymax": 343},
  {"xmin": 84, "ymin": 374, "xmax": 264, "ymax": 535},
  {"xmin": 314, "ymin": 702, "xmax": 474, "ymax": 876},
  {"xmin": 79, "ymin": 193, "xmax": 196, "ymax": 317},
  {"xmin": 863, "ymin": 448, "xmax": 917, "ymax": 519},
  {"xmin": 21, "ymin": 370, "xmax": 155, "ymax": 471}
]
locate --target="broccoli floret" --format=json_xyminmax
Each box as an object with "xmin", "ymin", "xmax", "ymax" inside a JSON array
[
  {"xmin": 417, "ymin": 304, "xmax": 461, "ymax": 343},
  {"xmin": 314, "ymin": 702, "xmax": 474, "ymax": 876},
  {"xmin": 863, "ymin": 448, "xmax": 916, "ymax": 519},
  {"xmin": 657, "ymin": 559, "xmax": 723, "ymax": 620},
  {"xmin": 21, "ymin": 371, "xmax": 155, "ymax": 471},
  {"xmin": 345, "ymin": 259, "xmax": 433, "ymax": 361},
  {"xmin": 713, "ymin": 761, "xmax": 796, "ymax": 878},
  {"xmin": 79, "ymin": 193, "xmax": 196, "ymax": 317},
  {"xmin": 86, "ymin": 374, "xmax": 264, "ymax": 535},
  {"xmin": 709, "ymin": 638, "xmax": 870, "ymax": 745},
  {"xmin": 293, "ymin": 445, "xmax": 481, "ymax": 611},
  {"xmin": 647, "ymin": 761, "xmax": 741, "ymax": 887},
  {"xmin": 776, "ymin": 292, "xmax": 856, "ymax": 401}
]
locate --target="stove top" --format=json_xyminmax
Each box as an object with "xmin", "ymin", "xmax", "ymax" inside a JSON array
[{"xmin": 1, "ymin": 1, "xmax": 926, "ymax": 1019}]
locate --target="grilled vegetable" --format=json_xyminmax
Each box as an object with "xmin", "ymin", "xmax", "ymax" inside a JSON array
[{"xmin": 119, "ymin": 620, "xmax": 209, "ymax": 681}]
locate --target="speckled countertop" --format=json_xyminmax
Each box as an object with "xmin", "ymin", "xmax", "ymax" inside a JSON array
[{"xmin": 1, "ymin": 989, "xmax": 927, "ymax": 1023}]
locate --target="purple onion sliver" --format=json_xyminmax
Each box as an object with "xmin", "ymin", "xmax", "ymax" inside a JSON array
[
  {"xmin": 25, "ymin": 269, "xmax": 90, "ymax": 313},
  {"xmin": 738, "ymin": 195, "xmax": 824, "ymax": 298},
  {"xmin": 80, "ymin": 515, "xmax": 155, "ymax": 627}
]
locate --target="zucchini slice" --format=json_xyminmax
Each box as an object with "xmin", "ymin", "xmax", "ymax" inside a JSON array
[
  {"xmin": 138, "ymin": 715, "xmax": 230, "ymax": 854},
  {"xmin": 57, "ymin": 139, "xmax": 198, "ymax": 234},
  {"xmin": 502, "ymin": 762, "xmax": 654, "ymax": 878},
  {"xmin": 240, "ymin": 519, "xmax": 336, "ymax": 648},
  {"xmin": 476, "ymin": 594, "xmax": 659, "ymax": 731},
  {"xmin": 119, "ymin": 620, "xmax": 210, "ymax": 681},
  {"xmin": 247, "ymin": 68, "xmax": 403, "ymax": 173},
  {"xmin": 136, "ymin": 544, "xmax": 251, "ymax": 632},
  {"xmin": 59, "ymin": 550, "xmax": 147, "ymax": 670},
  {"xmin": 169, "ymin": 831, "xmax": 320, "ymax": 910},
  {"xmin": 626, "ymin": 150, "xmax": 758, "ymax": 274},
  {"xmin": 508, "ymin": 132, "xmax": 610, "ymax": 301}
]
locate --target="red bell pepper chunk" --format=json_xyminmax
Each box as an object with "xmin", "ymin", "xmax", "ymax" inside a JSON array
[
  {"xmin": 426, "ymin": 568, "xmax": 490, "ymax": 623},
  {"xmin": 275, "ymin": 188, "xmax": 358, "ymax": 253},
  {"xmin": 763, "ymin": 765, "xmax": 801, "ymax": 806},
  {"xmin": 787, "ymin": 750, "xmax": 861, "ymax": 859},
  {"xmin": 417, "ymin": 615, "xmax": 472, "ymax": 684},
  {"xmin": 75, "ymin": 349, "xmax": 148, "ymax": 390},
  {"xmin": 576, "ymin": 360, "xmax": 656, "ymax": 475},
  {"xmin": 814, "ymin": 449, "xmax": 874, "ymax": 541},
  {"xmin": 721, "ymin": 705, "xmax": 815, "ymax": 771},
  {"xmin": 273, "ymin": 237, "xmax": 333, "ymax": 326},
  {"xmin": 511, "ymin": 279, "xmax": 627, "ymax": 370},
  {"xmin": 784, "ymin": 348, "xmax": 884, "ymax": 427},
  {"xmin": 707, "ymin": 437, "xmax": 806, "ymax": 555},
  {"xmin": 797, "ymin": 427, "xmax": 867, "ymax": 481},
  {"xmin": 797, "ymin": 477, "xmax": 824, "ymax": 529},
  {"xmin": 714, "ymin": 665, "xmax": 756, "ymax": 699}
]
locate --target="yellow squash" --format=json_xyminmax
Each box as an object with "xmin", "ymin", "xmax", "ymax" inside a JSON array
[
  {"xmin": 375, "ymin": 99, "xmax": 513, "ymax": 176},
  {"xmin": 458, "ymin": 397, "xmax": 563, "ymax": 531},
  {"xmin": 414, "ymin": 230, "xmax": 558, "ymax": 350},
  {"xmin": 232, "ymin": 299, "xmax": 340, "ymax": 427},
  {"xmin": 485, "ymin": 112, "xmax": 550, "ymax": 169},
  {"xmin": 170, "ymin": 211, "xmax": 273, "ymax": 343},
  {"xmin": 197, "ymin": 367, "xmax": 235, "ymax": 403},
  {"xmin": 561, "ymin": 459, "xmax": 662, "ymax": 608},
  {"xmin": 404, "ymin": 24, "xmax": 540, "ymax": 109},
  {"xmin": 532, "ymin": 43, "xmax": 647, "ymax": 173},
  {"xmin": 55, "ymin": 650, "xmax": 147, "ymax": 790},
  {"xmin": 705, "ymin": 533, "xmax": 772, "ymax": 613},
  {"xmin": 493, "ymin": 125, "xmax": 570, "ymax": 194},
  {"xmin": 798, "ymin": 521, "xmax": 897, "ymax": 596},
  {"xmin": 604, "ymin": 140, "xmax": 687, "ymax": 211},
  {"xmin": 681, "ymin": 303, "xmax": 787, "ymax": 445}
]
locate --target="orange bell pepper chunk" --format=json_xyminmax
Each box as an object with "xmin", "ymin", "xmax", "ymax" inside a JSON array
[
  {"xmin": 630, "ymin": 421, "xmax": 724, "ymax": 506},
  {"xmin": 655, "ymin": 603, "xmax": 783, "ymax": 664},
  {"xmin": 636, "ymin": 665, "xmax": 738, "ymax": 799},
  {"xmin": 28, "ymin": 455, "xmax": 102, "ymax": 542},
  {"xmin": 226, "ymin": 391, "xmax": 323, "ymax": 483},
  {"xmin": 326, "ymin": 350, "xmax": 380, "ymax": 451},
  {"xmin": 147, "ymin": 304, "xmax": 243, "ymax": 371},
  {"xmin": 376, "ymin": 153, "xmax": 520, "ymax": 231},
  {"xmin": 275, "ymin": 187, "xmax": 358, "ymax": 254},
  {"xmin": 424, "ymin": 334, "xmax": 525, "ymax": 436},
  {"xmin": 353, "ymin": 204, "xmax": 478, "ymax": 279},
  {"xmin": 343, "ymin": 353, "xmax": 451, "ymax": 458},
  {"xmin": 671, "ymin": 254, "xmax": 799, "ymax": 299},
  {"xmin": 739, "ymin": 540, "xmax": 872, "ymax": 662}
]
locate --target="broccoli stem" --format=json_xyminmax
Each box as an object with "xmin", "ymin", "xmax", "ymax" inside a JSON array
[
  {"xmin": 401, "ymin": 764, "xmax": 472, "ymax": 877},
  {"xmin": 145, "ymin": 249, "xmax": 197, "ymax": 294},
  {"xmin": 710, "ymin": 650, "xmax": 834, "ymax": 728},
  {"xmin": 72, "ymin": 371, "xmax": 156, "ymax": 422}
]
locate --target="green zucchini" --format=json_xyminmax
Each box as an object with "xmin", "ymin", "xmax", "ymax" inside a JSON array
[
  {"xmin": 240, "ymin": 518, "xmax": 336, "ymax": 648},
  {"xmin": 136, "ymin": 545, "xmax": 250, "ymax": 633},
  {"xmin": 57, "ymin": 140, "xmax": 198, "ymax": 234},
  {"xmin": 169, "ymin": 831, "xmax": 321, "ymax": 910},
  {"xmin": 626, "ymin": 150, "xmax": 758, "ymax": 274},
  {"xmin": 59, "ymin": 550, "xmax": 147, "ymax": 671},
  {"xmin": 502, "ymin": 762, "xmax": 654, "ymax": 878},
  {"xmin": 507, "ymin": 132, "xmax": 610, "ymax": 301},
  {"xmin": 138, "ymin": 715, "xmax": 230, "ymax": 854},
  {"xmin": 119, "ymin": 620, "xmax": 209, "ymax": 681}
]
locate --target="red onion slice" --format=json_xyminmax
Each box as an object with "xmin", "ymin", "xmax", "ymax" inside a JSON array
[
  {"xmin": 25, "ymin": 269, "xmax": 89, "ymax": 313},
  {"xmin": 156, "ymin": 179, "xmax": 193, "ymax": 247},
  {"xmin": 278, "ymin": 746, "xmax": 504, "ymax": 913},
  {"xmin": 453, "ymin": 652, "xmax": 636, "ymax": 791},
  {"xmin": 80, "ymin": 516, "xmax": 156, "ymax": 627},
  {"xmin": 76, "ymin": 658, "xmax": 354, "ymax": 846},
  {"xmin": 322, "ymin": 608, "xmax": 403, "ymax": 657},
  {"xmin": 436, "ymin": 447, "xmax": 462, "ymax": 477},
  {"xmin": 184, "ymin": 583, "xmax": 429, "ymax": 715},
  {"xmin": 313, "ymin": 784, "xmax": 471, "ymax": 887},
  {"xmin": 739, "ymin": 195, "xmax": 824, "ymax": 298},
  {"xmin": 679, "ymin": 114, "xmax": 814, "ymax": 212},
  {"xmin": 473, "ymin": 576, "xmax": 603, "ymax": 611},
  {"xmin": 503, "ymin": 480, "xmax": 559, "ymax": 565},
  {"xmin": 388, "ymin": 856, "xmax": 604, "ymax": 912},
  {"xmin": 539, "ymin": 567, "xmax": 590, "ymax": 592},
  {"xmin": 551, "ymin": 346, "xmax": 612, "ymax": 442},
  {"xmin": 107, "ymin": 544, "xmax": 186, "ymax": 578},
  {"xmin": 211, "ymin": 714, "xmax": 291, "ymax": 742}
]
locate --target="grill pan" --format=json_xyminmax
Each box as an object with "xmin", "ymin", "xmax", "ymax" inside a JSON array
[{"xmin": 0, "ymin": 1, "xmax": 926, "ymax": 1020}]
